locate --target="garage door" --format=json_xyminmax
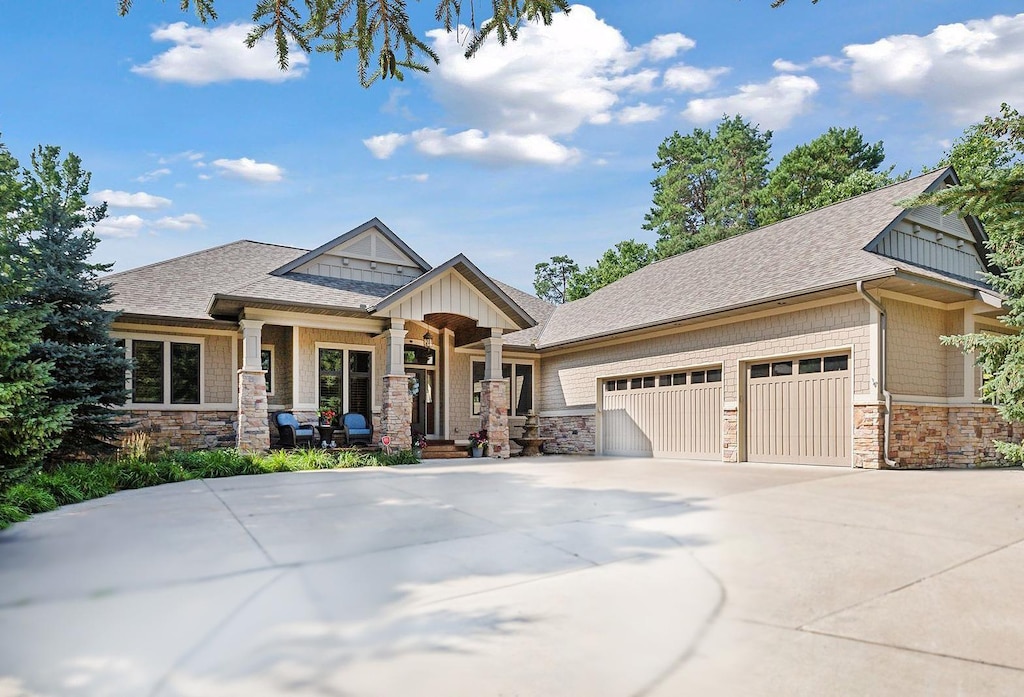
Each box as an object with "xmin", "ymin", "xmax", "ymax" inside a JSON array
[
  {"xmin": 745, "ymin": 353, "xmax": 851, "ymax": 466},
  {"xmin": 602, "ymin": 368, "xmax": 722, "ymax": 459}
]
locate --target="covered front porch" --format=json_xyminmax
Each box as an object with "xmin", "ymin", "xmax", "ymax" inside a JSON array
[{"xmin": 231, "ymin": 257, "xmax": 538, "ymax": 457}]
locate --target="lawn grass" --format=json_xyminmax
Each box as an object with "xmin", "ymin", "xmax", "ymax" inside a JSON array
[{"xmin": 0, "ymin": 448, "xmax": 419, "ymax": 531}]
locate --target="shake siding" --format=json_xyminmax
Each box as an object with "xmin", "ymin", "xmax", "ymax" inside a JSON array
[
  {"xmin": 261, "ymin": 325, "xmax": 293, "ymax": 408},
  {"xmin": 204, "ymin": 335, "xmax": 233, "ymax": 403},
  {"xmin": 295, "ymin": 327, "xmax": 377, "ymax": 407},
  {"xmin": 538, "ymin": 300, "xmax": 871, "ymax": 411},
  {"xmin": 885, "ymin": 299, "xmax": 958, "ymax": 398}
]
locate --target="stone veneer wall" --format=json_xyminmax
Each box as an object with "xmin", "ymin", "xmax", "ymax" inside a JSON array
[
  {"xmin": 114, "ymin": 410, "xmax": 237, "ymax": 450},
  {"xmin": 381, "ymin": 375, "xmax": 412, "ymax": 450},
  {"xmin": 237, "ymin": 371, "xmax": 270, "ymax": 451},
  {"xmin": 854, "ymin": 404, "xmax": 886, "ymax": 469},
  {"xmin": 722, "ymin": 407, "xmax": 739, "ymax": 463},
  {"xmin": 890, "ymin": 404, "xmax": 1019, "ymax": 468},
  {"xmin": 479, "ymin": 380, "xmax": 509, "ymax": 458},
  {"xmin": 540, "ymin": 415, "xmax": 596, "ymax": 455}
]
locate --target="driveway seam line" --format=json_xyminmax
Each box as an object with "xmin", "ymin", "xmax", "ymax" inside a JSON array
[{"xmin": 202, "ymin": 478, "xmax": 277, "ymax": 566}]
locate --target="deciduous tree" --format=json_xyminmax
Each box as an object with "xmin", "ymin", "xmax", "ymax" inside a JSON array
[{"xmin": 568, "ymin": 240, "xmax": 656, "ymax": 300}]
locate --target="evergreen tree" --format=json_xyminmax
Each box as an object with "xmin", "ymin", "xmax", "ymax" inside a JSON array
[
  {"xmin": 11, "ymin": 146, "xmax": 130, "ymax": 459},
  {"xmin": 568, "ymin": 240, "xmax": 656, "ymax": 301},
  {"xmin": 0, "ymin": 142, "xmax": 70, "ymax": 483},
  {"xmin": 533, "ymin": 255, "xmax": 579, "ymax": 304},
  {"xmin": 644, "ymin": 115, "xmax": 771, "ymax": 259},
  {"xmin": 757, "ymin": 126, "xmax": 886, "ymax": 225},
  {"xmin": 917, "ymin": 104, "xmax": 1024, "ymax": 461}
]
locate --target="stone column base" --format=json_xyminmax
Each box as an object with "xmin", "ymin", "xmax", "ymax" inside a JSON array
[
  {"xmin": 237, "ymin": 369, "xmax": 270, "ymax": 452},
  {"xmin": 480, "ymin": 379, "xmax": 509, "ymax": 459},
  {"xmin": 381, "ymin": 374, "xmax": 412, "ymax": 451},
  {"xmin": 854, "ymin": 403, "xmax": 886, "ymax": 469},
  {"xmin": 722, "ymin": 406, "xmax": 739, "ymax": 463}
]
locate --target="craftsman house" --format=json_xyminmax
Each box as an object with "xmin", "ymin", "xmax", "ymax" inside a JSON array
[{"xmin": 106, "ymin": 167, "xmax": 1017, "ymax": 468}]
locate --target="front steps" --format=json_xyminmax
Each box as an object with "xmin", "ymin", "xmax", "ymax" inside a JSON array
[{"xmin": 421, "ymin": 441, "xmax": 470, "ymax": 459}]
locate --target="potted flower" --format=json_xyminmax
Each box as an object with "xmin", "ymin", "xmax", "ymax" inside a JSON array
[
  {"xmin": 412, "ymin": 430, "xmax": 427, "ymax": 459},
  {"xmin": 469, "ymin": 430, "xmax": 488, "ymax": 458},
  {"xmin": 318, "ymin": 408, "xmax": 337, "ymax": 426}
]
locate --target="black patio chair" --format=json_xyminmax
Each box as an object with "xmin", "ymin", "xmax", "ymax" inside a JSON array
[{"xmin": 274, "ymin": 412, "xmax": 316, "ymax": 449}]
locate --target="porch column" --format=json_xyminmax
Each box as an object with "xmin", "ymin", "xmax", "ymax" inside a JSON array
[
  {"xmin": 381, "ymin": 319, "xmax": 412, "ymax": 450},
  {"xmin": 481, "ymin": 328, "xmax": 509, "ymax": 459},
  {"xmin": 237, "ymin": 319, "xmax": 270, "ymax": 452}
]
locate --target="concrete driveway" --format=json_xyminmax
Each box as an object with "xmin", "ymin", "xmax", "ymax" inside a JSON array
[{"xmin": 0, "ymin": 457, "xmax": 1022, "ymax": 696}]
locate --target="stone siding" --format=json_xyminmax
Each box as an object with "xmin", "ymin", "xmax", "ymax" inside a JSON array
[
  {"xmin": 540, "ymin": 299, "xmax": 871, "ymax": 412},
  {"xmin": 237, "ymin": 370, "xmax": 270, "ymax": 451},
  {"xmin": 381, "ymin": 374, "xmax": 412, "ymax": 450},
  {"xmin": 479, "ymin": 379, "xmax": 509, "ymax": 458},
  {"xmin": 890, "ymin": 404, "xmax": 1020, "ymax": 468},
  {"xmin": 722, "ymin": 407, "xmax": 739, "ymax": 463},
  {"xmin": 540, "ymin": 415, "xmax": 596, "ymax": 455},
  {"xmin": 114, "ymin": 410, "xmax": 236, "ymax": 450},
  {"xmin": 854, "ymin": 404, "xmax": 886, "ymax": 469}
]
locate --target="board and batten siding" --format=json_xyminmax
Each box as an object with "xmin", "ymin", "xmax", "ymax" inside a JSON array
[
  {"xmin": 872, "ymin": 206, "xmax": 986, "ymax": 282},
  {"xmin": 539, "ymin": 299, "xmax": 872, "ymax": 412},
  {"xmin": 374, "ymin": 270, "xmax": 519, "ymax": 330},
  {"xmin": 294, "ymin": 227, "xmax": 424, "ymax": 287}
]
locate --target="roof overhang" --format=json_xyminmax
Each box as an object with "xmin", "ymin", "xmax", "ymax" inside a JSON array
[
  {"xmin": 369, "ymin": 255, "xmax": 537, "ymax": 331},
  {"xmin": 112, "ymin": 312, "xmax": 241, "ymax": 331},
  {"xmin": 206, "ymin": 294, "xmax": 375, "ymax": 320}
]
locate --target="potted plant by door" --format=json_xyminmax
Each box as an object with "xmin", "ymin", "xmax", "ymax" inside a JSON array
[
  {"xmin": 469, "ymin": 430, "xmax": 489, "ymax": 458},
  {"xmin": 412, "ymin": 430, "xmax": 426, "ymax": 460}
]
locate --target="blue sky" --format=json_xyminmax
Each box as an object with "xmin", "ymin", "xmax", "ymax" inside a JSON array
[{"xmin": 1, "ymin": 1, "xmax": 1022, "ymax": 291}]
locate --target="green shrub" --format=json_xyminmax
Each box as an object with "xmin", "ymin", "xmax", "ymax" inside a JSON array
[
  {"xmin": 3, "ymin": 483, "xmax": 58, "ymax": 514},
  {"xmin": 288, "ymin": 448, "xmax": 337, "ymax": 470},
  {"xmin": 259, "ymin": 450, "xmax": 298, "ymax": 473},
  {"xmin": 153, "ymin": 459, "xmax": 194, "ymax": 483},
  {"xmin": 115, "ymin": 460, "xmax": 164, "ymax": 490},
  {"xmin": 24, "ymin": 470, "xmax": 85, "ymax": 506},
  {"xmin": 0, "ymin": 502, "xmax": 29, "ymax": 530}
]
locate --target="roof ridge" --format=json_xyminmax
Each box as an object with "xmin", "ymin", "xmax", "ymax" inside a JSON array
[{"xmin": 104, "ymin": 237, "xmax": 307, "ymax": 278}]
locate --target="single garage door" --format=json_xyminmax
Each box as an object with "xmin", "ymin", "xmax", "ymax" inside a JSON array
[
  {"xmin": 602, "ymin": 367, "xmax": 722, "ymax": 459},
  {"xmin": 745, "ymin": 353, "xmax": 851, "ymax": 466}
]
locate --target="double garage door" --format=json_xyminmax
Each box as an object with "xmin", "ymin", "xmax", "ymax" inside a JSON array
[
  {"xmin": 601, "ymin": 352, "xmax": 852, "ymax": 466},
  {"xmin": 601, "ymin": 367, "xmax": 722, "ymax": 459}
]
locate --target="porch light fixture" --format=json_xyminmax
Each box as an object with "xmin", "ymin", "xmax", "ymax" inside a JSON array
[{"xmin": 422, "ymin": 331, "xmax": 434, "ymax": 350}]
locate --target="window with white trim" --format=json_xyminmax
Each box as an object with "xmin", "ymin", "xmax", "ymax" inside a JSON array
[
  {"xmin": 316, "ymin": 345, "xmax": 373, "ymax": 420},
  {"xmin": 118, "ymin": 336, "xmax": 202, "ymax": 405},
  {"xmin": 471, "ymin": 360, "xmax": 534, "ymax": 416}
]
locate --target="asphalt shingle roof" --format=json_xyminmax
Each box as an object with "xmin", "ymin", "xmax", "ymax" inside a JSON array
[{"xmin": 533, "ymin": 170, "xmax": 974, "ymax": 348}]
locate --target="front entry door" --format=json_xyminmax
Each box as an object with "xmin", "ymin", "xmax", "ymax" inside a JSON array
[{"xmin": 407, "ymin": 369, "xmax": 435, "ymax": 436}]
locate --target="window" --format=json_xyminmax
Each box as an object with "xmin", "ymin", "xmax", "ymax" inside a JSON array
[
  {"xmin": 605, "ymin": 381, "xmax": 617, "ymax": 392},
  {"xmin": 691, "ymin": 371, "xmax": 705, "ymax": 384},
  {"xmin": 317, "ymin": 346, "xmax": 373, "ymax": 420},
  {"xmin": 261, "ymin": 346, "xmax": 274, "ymax": 395},
  {"xmin": 642, "ymin": 376, "xmax": 655, "ymax": 388},
  {"xmin": 120, "ymin": 336, "xmax": 202, "ymax": 405},
  {"xmin": 403, "ymin": 345, "xmax": 435, "ymax": 366},
  {"xmin": 799, "ymin": 358, "xmax": 822, "ymax": 374},
  {"xmin": 631, "ymin": 377, "xmax": 643, "ymax": 390},
  {"xmin": 823, "ymin": 355, "xmax": 849, "ymax": 372},
  {"xmin": 706, "ymin": 368, "xmax": 722, "ymax": 383},
  {"xmin": 672, "ymin": 373, "xmax": 687, "ymax": 385},
  {"xmin": 659, "ymin": 375, "xmax": 672, "ymax": 387},
  {"xmin": 471, "ymin": 360, "xmax": 535, "ymax": 416},
  {"xmin": 616, "ymin": 379, "xmax": 628, "ymax": 391},
  {"xmin": 750, "ymin": 363, "xmax": 770, "ymax": 379},
  {"xmin": 772, "ymin": 361, "xmax": 793, "ymax": 376}
]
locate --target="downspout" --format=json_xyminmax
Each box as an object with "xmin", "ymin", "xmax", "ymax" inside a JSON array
[{"xmin": 856, "ymin": 281, "xmax": 898, "ymax": 468}]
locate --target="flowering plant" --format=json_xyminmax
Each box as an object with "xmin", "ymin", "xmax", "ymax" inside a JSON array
[
  {"xmin": 412, "ymin": 431, "xmax": 428, "ymax": 448},
  {"xmin": 318, "ymin": 408, "xmax": 337, "ymax": 424},
  {"xmin": 469, "ymin": 430, "xmax": 489, "ymax": 448}
]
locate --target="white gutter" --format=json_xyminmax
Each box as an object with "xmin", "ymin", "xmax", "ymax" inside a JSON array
[{"xmin": 856, "ymin": 281, "xmax": 898, "ymax": 468}]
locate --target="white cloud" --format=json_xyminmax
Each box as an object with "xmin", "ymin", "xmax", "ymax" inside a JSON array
[
  {"xmin": 388, "ymin": 173, "xmax": 430, "ymax": 183},
  {"xmin": 811, "ymin": 55, "xmax": 847, "ymax": 71},
  {"xmin": 135, "ymin": 168, "xmax": 171, "ymax": 182},
  {"xmin": 132, "ymin": 22, "xmax": 309, "ymax": 85},
  {"xmin": 211, "ymin": 157, "xmax": 284, "ymax": 182},
  {"xmin": 772, "ymin": 58, "xmax": 806, "ymax": 73},
  {"xmin": 364, "ymin": 133, "xmax": 409, "ymax": 160},
  {"xmin": 683, "ymin": 75, "xmax": 819, "ymax": 130},
  {"xmin": 95, "ymin": 215, "xmax": 146, "ymax": 239},
  {"xmin": 158, "ymin": 150, "xmax": 205, "ymax": 165},
  {"xmin": 89, "ymin": 189, "xmax": 171, "ymax": 210},
  {"xmin": 154, "ymin": 213, "xmax": 205, "ymax": 231},
  {"xmin": 841, "ymin": 12, "xmax": 1024, "ymax": 122},
  {"xmin": 410, "ymin": 128, "xmax": 581, "ymax": 166},
  {"xmin": 663, "ymin": 65, "xmax": 729, "ymax": 93},
  {"xmin": 642, "ymin": 33, "xmax": 696, "ymax": 61},
  {"xmin": 617, "ymin": 102, "xmax": 666, "ymax": 124}
]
